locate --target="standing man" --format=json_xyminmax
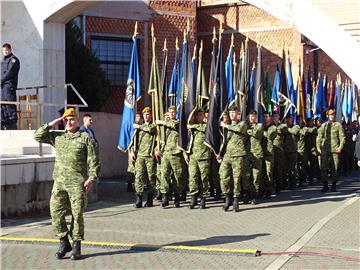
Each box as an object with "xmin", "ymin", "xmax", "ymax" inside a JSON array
[
  {"xmin": 219, "ymin": 106, "xmax": 249, "ymax": 212},
  {"xmin": 79, "ymin": 114, "xmax": 97, "ymax": 142},
  {"xmin": 247, "ymin": 110, "xmax": 264, "ymax": 203},
  {"xmin": 296, "ymin": 115, "xmax": 308, "ymax": 187},
  {"xmin": 131, "ymin": 107, "xmax": 157, "ymax": 208},
  {"xmin": 316, "ymin": 109, "xmax": 345, "ymax": 192},
  {"xmin": 1, "ymin": 43, "xmax": 20, "ymax": 130},
  {"xmin": 305, "ymin": 118, "xmax": 320, "ymax": 184},
  {"xmin": 156, "ymin": 106, "xmax": 185, "ymax": 208},
  {"xmin": 34, "ymin": 108, "xmax": 100, "ymax": 260},
  {"xmin": 187, "ymin": 109, "xmax": 211, "ymax": 209}
]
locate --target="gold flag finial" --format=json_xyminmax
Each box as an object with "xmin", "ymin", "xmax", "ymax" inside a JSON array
[
  {"xmin": 176, "ymin": 37, "xmax": 179, "ymax": 50},
  {"xmin": 231, "ymin": 33, "xmax": 234, "ymax": 47},
  {"xmin": 163, "ymin": 38, "xmax": 167, "ymax": 52},
  {"xmin": 151, "ymin": 23, "xmax": 154, "ymax": 38},
  {"xmin": 133, "ymin": 22, "xmax": 138, "ymax": 38},
  {"xmin": 187, "ymin": 19, "xmax": 190, "ymax": 33},
  {"xmin": 193, "ymin": 43, "xmax": 197, "ymax": 59},
  {"xmin": 212, "ymin": 27, "xmax": 217, "ymax": 43},
  {"xmin": 200, "ymin": 40, "xmax": 203, "ymax": 53},
  {"xmin": 183, "ymin": 29, "xmax": 187, "ymax": 43}
]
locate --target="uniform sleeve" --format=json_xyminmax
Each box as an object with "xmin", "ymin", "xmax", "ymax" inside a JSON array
[
  {"xmin": 138, "ymin": 123, "xmax": 156, "ymax": 134},
  {"xmin": 165, "ymin": 120, "xmax": 179, "ymax": 130},
  {"xmin": 338, "ymin": 124, "xmax": 346, "ymax": 150},
  {"xmin": 1, "ymin": 57, "xmax": 20, "ymax": 83},
  {"xmin": 316, "ymin": 124, "xmax": 325, "ymax": 150},
  {"xmin": 267, "ymin": 126, "xmax": 277, "ymax": 141},
  {"xmin": 192, "ymin": 124, "xmax": 206, "ymax": 132},
  {"xmin": 33, "ymin": 124, "xmax": 57, "ymax": 146},
  {"xmin": 86, "ymin": 137, "xmax": 100, "ymax": 181},
  {"xmin": 227, "ymin": 122, "xmax": 247, "ymax": 134},
  {"xmin": 247, "ymin": 124, "xmax": 264, "ymax": 139},
  {"xmin": 289, "ymin": 125, "xmax": 300, "ymax": 136}
]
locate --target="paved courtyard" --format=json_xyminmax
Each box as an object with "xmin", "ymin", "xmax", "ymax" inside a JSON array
[{"xmin": 1, "ymin": 172, "xmax": 359, "ymax": 269}]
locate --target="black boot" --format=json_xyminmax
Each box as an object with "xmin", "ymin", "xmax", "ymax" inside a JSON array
[
  {"xmin": 144, "ymin": 192, "xmax": 154, "ymax": 207},
  {"xmin": 161, "ymin": 193, "xmax": 169, "ymax": 208},
  {"xmin": 180, "ymin": 190, "xmax": 187, "ymax": 202},
  {"xmin": 155, "ymin": 189, "xmax": 162, "ymax": 201},
  {"xmin": 134, "ymin": 194, "xmax": 142, "ymax": 208},
  {"xmin": 243, "ymin": 193, "xmax": 250, "ymax": 204},
  {"xmin": 70, "ymin": 241, "xmax": 81, "ymax": 260},
  {"xmin": 233, "ymin": 197, "xmax": 240, "ymax": 212},
  {"xmin": 200, "ymin": 197, "xmax": 206, "ymax": 209},
  {"xmin": 55, "ymin": 236, "xmax": 72, "ymax": 259},
  {"xmin": 188, "ymin": 195, "xmax": 197, "ymax": 209},
  {"xmin": 321, "ymin": 183, "xmax": 329, "ymax": 193},
  {"xmin": 330, "ymin": 183, "xmax": 337, "ymax": 192},
  {"xmin": 214, "ymin": 188, "xmax": 222, "ymax": 201},
  {"xmin": 174, "ymin": 193, "xmax": 180, "ymax": 208},
  {"xmin": 223, "ymin": 195, "xmax": 231, "ymax": 211}
]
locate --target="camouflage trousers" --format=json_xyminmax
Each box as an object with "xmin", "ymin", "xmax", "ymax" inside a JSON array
[
  {"xmin": 219, "ymin": 155, "xmax": 248, "ymax": 197},
  {"xmin": 249, "ymin": 155, "xmax": 263, "ymax": 193},
  {"xmin": 50, "ymin": 181, "xmax": 85, "ymax": 241},
  {"xmin": 156, "ymin": 162, "xmax": 161, "ymax": 190},
  {"xmin": 188, "ymin": 157, "xmax": 210, "ymax": 197},
  {"xmin": 273, "ymin": 148, "xmax": 285, "ymax": 189},
  {"xmin": 308, "ymin": 151, "xmax": 321, "ymax": 181},
  {"xmin": 263, "ymin": 154, "xmax": 274, "ymax": 190},
  {"xmin": 297, "ymin": 152, "xmax": 308, "ymax": 184},
  {"xmin": 284, "ymin": 151, "xmax": 298, "ymax": 188},
  {"xmin": 320, "ymin": 152, "xmax": 340, "ymax": 185},
  {"xmin": 134, "ymin": 156, "xmax": 156, "ymax": 194},
  {"xmin": 160, "ymin": 153, "xmax": 184, "ymax": 194}
]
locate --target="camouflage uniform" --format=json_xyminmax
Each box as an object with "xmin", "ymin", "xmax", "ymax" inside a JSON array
[
  {"xmin": 219, "ymin": 121, "xmax": 249, "ymax": 198},
  {"xmin": 132, "ymin": 122, "xmax": 156, "ymax": 195},
  {"xmin": 297, "ymin": 126, "xmax": 308, "ymax": 186},
  {"xmin": 305, "ymin": 126, "xmax": 320, "ymax": 183},
  {"xmin": 316, "ymin": 121, "xmax": 345, "ymax": 189},
  {"xmin": 160, "ymin": 119, "xmax": 184, "ymax": 197},
  {"xmin": 262, "ymin": 124, "xmax": 277, "ymax": 195},
  {"xmin": 247, "ymin": 123, "xmax": 264, "ymax": 194},
  {"xmin": 188, "ymin": 123, "xmax": 211, "ymax": 198},
  {"xmin": 34, "ymin": 124, "xmax": 100, "ymax": 240},
  {"xmin": 273, "ymin": 123, "xmax": 287, "ymax": 192},
  {"xmin": 284, "ymin": 124, "xmax": 300, "ymax": 189}
]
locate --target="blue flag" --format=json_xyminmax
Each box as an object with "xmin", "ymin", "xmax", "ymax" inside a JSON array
[
  {"xmin": 177, "ymin": 42, "xmax": 187, "ymax": 116},
  {"xmin": 313, "ymin": 74, "xmax": 325, "ymax": 120},
  {"xmin": 286, "ymin": 57, "xmax": 296, "ymax": 118},
  {"xmin": 118, "ymin": 37, "xmax": 141, "ymax": 151},
  {"xmin": 341, "ymin": 81, "xmax": 349, "ymax": 123},
  {"xmin": 248, "ymin": 65, "xmax": 255, "ymax": 113},
  {"xmin": 305, "ymin": 68, "xmax": 312, "ymax": 119},
  {"xmin": 168, "ymin": 47, "xmax": 179, "ymax": 107},
  {"xmin": 271, "ymin": 65, "xmax": 281, "ymax": 113},
  {"xmin": 225, "ymin": 44, "xmax": 235, "ymax": 105},
  {"xmin": 334, "ymin": 75, "xmax": 342, "ymax": 122}
]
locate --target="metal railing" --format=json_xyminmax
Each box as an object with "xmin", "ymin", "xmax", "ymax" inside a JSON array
[{"xmin": 1, "ymin": 83, "xmax": 88, "ymax": 156}]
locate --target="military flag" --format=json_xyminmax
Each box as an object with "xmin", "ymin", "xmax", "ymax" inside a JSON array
[
  {"xmin": 168, "ymin": 38, "xmax": 179, "ymax": 107},
  {"xmin": 351, "ymin": 81, "xmax": 357, "ymax": 122},
  {"xmin": 286, "ymin": 53, "xmax": 296, "ymax": 118},
  {"xmin": 160, "ymin": 39, "xmax": 168, "ymax": 111},
  {"xmin": 238, "ymin": 38, "xmax": 249, "ymax": 120},
  {"xmin": 327, "ymin": 80, "xmax": 335, "ymax": 109},
  {"xmin": 265, "ymin": 72, "xmax": 272, "ymax": 114},
  {"xmin": 313, "ymin": 73, "xmax": 325, "ymax": 120},
  {"xmin": 255, "ymin": 45, "xmax": 266, "ymax": 123},
  {"xmin": 225, "ymin": 34, "xmax": 235, "ymax": 106},
  {"xmin": 208, "ymin": 27, "xmax": 217, "ymax": 102},
  {"xmin": 334, "ymin": 74, "xmax": 342, "ymax": 122},
  {"xmin": 197, "ymin": 40, "xmax": 209, "ymax": 108},
  {"xmin": 204, "ymin": 25, "xmax": 227, "ymax": 155},
  {"xmin": 341, "ymin": 80, "xmax": 349, "ymax": 123},
  {"xmin": 248, "ymin": 63, "xmax": 255, "ymax": 113},
  {"xmin": 305, "ymin": 68, "xmax": 313, "ymax": 119},
  {"xmin": 118, "ymin": 23, "xmax": 141, "ymax": 151},
  {"xmin": 148, "ymin": 25, "xmax": 165, "ymax": 146},
  {"xmin": 296, "ymin": 59, "xmax": 306, "ymax": 120}
]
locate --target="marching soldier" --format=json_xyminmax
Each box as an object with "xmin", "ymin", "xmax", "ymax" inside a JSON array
[
  {"xmin": 34, "ymin": 108, "xmax": 100, "ymax": 260},
  {"xmin": 247, "ymin": 110, "xmax": 264, "ymax": 203},
  {"xmin": 296, "ymin": 115, "xmax": 308, "ymax": 187},
  {"xmin": 316, "ymin": 109, "xmax": 345, "ymax": 192},
  {"xmin": 284, "ymin": 115, "xmax": 300, "ymax": 189},
  {"xmin": 131, "ymin": 107, "xmax": 157, "ymax": 208},
  {"xmin": 272, "ymin": 112, "xmax": 288, "ymax": 193},
  {"xmin": 305, "ymin": 118, "xmax": 320, "ymax": 184},
  {"xmin": 156, "ymin": 106, "xmax": 185, "ymax": 208},
  {"xmin": 218, "ymin": 106, "xmax": 249, "ymax": 212},
  {"xmin": 262, "ymin": 111, "xmax": 277, "ymax": 197},
  {"xmin": 187, "ymin": 109, "xmax": 211, "ymax": 209}
]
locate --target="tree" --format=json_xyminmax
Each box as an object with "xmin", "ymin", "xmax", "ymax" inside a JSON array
[{"xmin": 65, "ymin": 21, "xmax": 111, "ymax": 111}]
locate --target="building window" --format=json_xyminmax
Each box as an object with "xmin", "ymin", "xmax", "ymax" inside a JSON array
[{"xmin": 91, "ymin": 37, "xmax": 134, "ymax": 86}]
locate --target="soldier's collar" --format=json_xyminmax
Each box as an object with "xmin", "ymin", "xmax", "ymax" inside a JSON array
[{"xmin": 65, "ymin": 130, "xmax": 81, "ymax": 138}]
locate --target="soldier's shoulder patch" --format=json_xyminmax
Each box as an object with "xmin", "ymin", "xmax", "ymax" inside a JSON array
[{"xmin": 11, "ymin": 58, "xmax": 16, "ymax": 63}]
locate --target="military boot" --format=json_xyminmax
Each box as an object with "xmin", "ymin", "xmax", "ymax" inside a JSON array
[
  {"xmin": 55, "ymin": 236, "xmax": 72, "ymax": 259},
  {"xmin": 242, "ymin": 192, "xmax": 250, "ymax": 204},
  {"xmin": 330, "ymin": 183, "xmax": 337, "ymax": 192},
  {"xmin": 233, "ymin": 197, "xmax": 240, "ymax": 212},
  {"xmin": 180, "ymin": 190, "xmax": 187, "ymax": 202},
  {"xmin": 134, "ymin": 194, "xmax": 142, "ymax": 208},
  {"xmin": 70, "ymin": 241, "xmax": 81, "ymax": 260},
  {"xmin": 161, "ymin": 193, "xmax": 169, "ymax": 208},
  {"xmin": 174, "ymin": 193, "xmax": 180, "ymax": 208},
  {"xmin": 321, "ymin": 183, "xmax": 329, "ymax": 193},
  {"xmin": 155, "ymin": 189, "xmax": 162, "ymax": 201},
  {"xmin": 199, "ymin": 197, "xmax": 206, "ymax": 209},
  {"xmin": 223, "ymin": 195, "xmax": 231, "ymax": 211},
  {"xmin": 188, "ymin": 195, "xmax": 197, "ymax": 209},
  {"xmin": 144, "ymin": 192, "xmax": 154, "ymax": 207}
]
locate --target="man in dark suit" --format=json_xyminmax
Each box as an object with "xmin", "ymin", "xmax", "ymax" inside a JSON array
[
  {"xmin": 1, "ymin": 43, "xmax": 20, "ymax": 129},
  {"xmin": 79, "ymin": 114, "xmax": 97, "ymax": 142}
]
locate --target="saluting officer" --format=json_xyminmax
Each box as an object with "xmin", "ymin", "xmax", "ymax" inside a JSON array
[{"xmin": 1, "ymin": 43, "xmax": 20, "ymax": 130}]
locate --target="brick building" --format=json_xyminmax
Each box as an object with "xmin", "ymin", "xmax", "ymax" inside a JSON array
[{"xmin": 78, "ymin": 0, "xmax": 352, "ymax": 114}]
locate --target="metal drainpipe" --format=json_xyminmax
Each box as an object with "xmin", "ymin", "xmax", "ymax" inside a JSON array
[{"xmin": 82, "ymin": 15, "xmax": 86, "ymax": 46}]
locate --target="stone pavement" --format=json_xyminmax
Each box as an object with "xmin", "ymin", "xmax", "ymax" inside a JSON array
[{"xmin": 1, "ymin": 172, "xmax": 359, "ymax": 270}]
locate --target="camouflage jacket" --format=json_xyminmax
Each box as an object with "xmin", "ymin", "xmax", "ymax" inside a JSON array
[
  {"xmin": 284, "ymin": 125, "xmax": 300, "ymax": 153},
  {"xmin": 273, "ymin": 123, "xmax": 287, "ymax": 151},
  {"xmin": 163, "ymin": 119, "xmax": 182, "ymax": 155},
  {"xmin": 189, "ymin": 123, "xmax": 211, "ymax": 160},
  {"xmin": 262, "ymin": 124, "xmax": 277, "ymax": 157},
  {"xmin": 247, "ymin": 123, "xmax": 264, "ymax": 158},
  {"xmin": 133, "ymin": 122, "xmax": 156, "ymax": 157},
  {"xmin": 297, "ymin": 126, "xmax": 307, "ymax": 154},
  {"xmin": 34, "ymin": 124, "xmax": 100, "ymax": 183},
  {"xmin": 222, "ymin": 121, "xmax": 248, "ymax": 158},
  {"xmin": 316, "ymin": 121, "xmax": 345, "ymax": 153},
  {"xmin": 304, "ymin": 126, "xmax": 318, "ymax": 154}
]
